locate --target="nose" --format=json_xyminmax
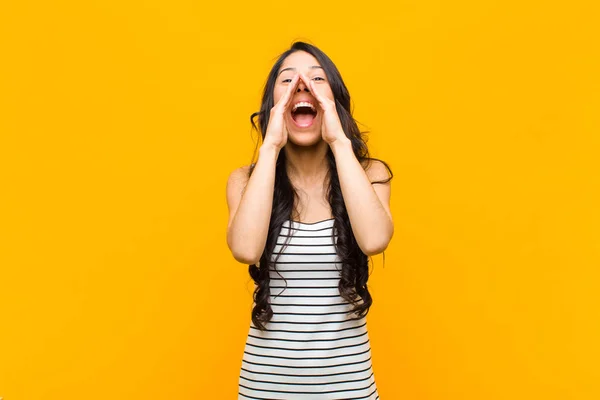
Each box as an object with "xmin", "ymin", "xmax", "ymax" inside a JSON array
[{"xmin": 296, "ymin": 81, "xmax": 310, "ymax": 93}]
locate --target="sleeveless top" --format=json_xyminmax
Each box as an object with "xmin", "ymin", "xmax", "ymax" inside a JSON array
[{"xmin": 238, "ymin": 218, "xmax": 380, "ymax": 399}]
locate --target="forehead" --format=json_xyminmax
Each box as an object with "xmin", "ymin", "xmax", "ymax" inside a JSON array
[{"xmin": 278, "ymin": 51, "xmax": 321, "ymax": 73}]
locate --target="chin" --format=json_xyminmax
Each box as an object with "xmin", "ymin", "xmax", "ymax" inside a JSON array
[{"xmin": 287, "ymin": 132, "xmax": 323, "ymax": 147}]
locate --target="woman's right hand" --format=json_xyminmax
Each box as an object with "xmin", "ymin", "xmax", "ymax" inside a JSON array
[{"xmin": 262, "ymin": 73, "xmax": 300, "ymax": 150}]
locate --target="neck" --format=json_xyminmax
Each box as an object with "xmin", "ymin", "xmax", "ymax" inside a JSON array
[{"xmin": 284, "ymin": 140, "xmax": 330, "ymax": 187}]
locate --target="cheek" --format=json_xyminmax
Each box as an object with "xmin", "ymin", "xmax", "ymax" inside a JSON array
[
  {"xmin": 323, "ymin": 85, "xmax": 335, "ymax": 101},
  {"xmin": 273, "ymin": 86, "xmax": 285, "ymax": 105}
]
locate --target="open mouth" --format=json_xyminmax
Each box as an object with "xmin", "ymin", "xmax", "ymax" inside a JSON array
[{"xmin": 290, "ymin": 101, "xmax": 318, "ymax": 128}]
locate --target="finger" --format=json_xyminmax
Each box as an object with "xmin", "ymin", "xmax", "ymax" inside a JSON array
[
  {"xmin": 283, "ymin": 118, "xmax": 289, "ymax": 137},
  {"xmin": 299, "ymin": 72, "xmax": 319, "ymax": 102},
  {"xmin": 300, "ymin": 72, "xmax": 327, "ymax": 111},
  {"xmin": 298, "ymin": 72, "xmax": 313, "ymax": 93},
  {"xmin": 274, "ymin": 73, "xmax": 299, "ymax": 113},
  {"xmin": 307, "ymin": 77, "xmax": 327, "ymax": 110},
  {"xmin": 279, "ymin": 73, "xmax": 300, "ymax": 111}
]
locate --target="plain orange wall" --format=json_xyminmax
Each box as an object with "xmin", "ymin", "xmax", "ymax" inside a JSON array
[{"xmin": 1, "ymin": 1, "xmax": 599, "ymax": 399}]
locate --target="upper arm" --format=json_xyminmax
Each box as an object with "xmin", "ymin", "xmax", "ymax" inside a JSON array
[
  {"xmin": 226, "ymin": 165, "xmax": 251, "ymax": 233},
  {"xmin": 364, "ymin": 160, "xmax": 393, "ymax": 222}
]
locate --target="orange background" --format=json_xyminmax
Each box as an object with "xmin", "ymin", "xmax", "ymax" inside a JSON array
[{"xmin": 1, "ymin": 1, "xmax": 599, "ymax": 399}]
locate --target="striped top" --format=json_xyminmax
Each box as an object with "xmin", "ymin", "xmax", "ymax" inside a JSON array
[{"xmin": 238, "ymin": 218, "xmax": 380, "ymax": 399}]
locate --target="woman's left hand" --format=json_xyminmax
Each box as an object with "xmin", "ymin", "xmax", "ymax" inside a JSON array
[{"xmin": 300, "ymin": 73, "xmax": 348, "ymax": 145}]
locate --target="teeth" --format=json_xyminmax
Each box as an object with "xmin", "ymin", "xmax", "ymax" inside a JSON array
[{"xmin": 292, "ymin": 101, "xmax": 315, "ymax": 112}]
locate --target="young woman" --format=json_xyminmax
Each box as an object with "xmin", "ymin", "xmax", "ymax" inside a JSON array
[{"xmin": 226, "ymin": 41, "xmax": 394, "ymax": 399}]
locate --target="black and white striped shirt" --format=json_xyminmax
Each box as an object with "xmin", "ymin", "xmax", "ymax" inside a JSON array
[{"xmin": 238, "ymin": 218, "xmax": 380, "ymax": 399}]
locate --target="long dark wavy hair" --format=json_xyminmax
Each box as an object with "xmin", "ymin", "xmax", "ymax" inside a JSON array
[{"xmin": 246, "ymin": 41, "xmax": 393, "ymax": 331}]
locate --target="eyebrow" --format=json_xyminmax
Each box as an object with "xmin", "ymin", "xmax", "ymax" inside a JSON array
[{"xmin": 277, "ymin": 65, "xmax": 323, "ymax": 76}]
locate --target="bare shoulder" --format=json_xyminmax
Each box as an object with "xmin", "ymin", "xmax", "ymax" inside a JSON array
[
  {"xmin": 361, "ymin": 159, "xmax": 392, "ymax": 183},
  {"xmin": 227, "ymin": 164, "xmax": 252, "ymax": 191},
  {"xmin": 229, "ymin": 164, "xmax": 252, "ymax": 179},
  {"xmin": 226, "ymin": 165, "xmax": 253, "ymax": 228}
]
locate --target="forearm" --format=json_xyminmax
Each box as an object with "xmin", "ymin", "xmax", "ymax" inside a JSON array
[
  {"xmin": 330, "ymin": 138, "xmax": 393, "ymax": 255},
  {"xmin": 227, "ymin": 145, "xmax": 279, "ymax": 264}
]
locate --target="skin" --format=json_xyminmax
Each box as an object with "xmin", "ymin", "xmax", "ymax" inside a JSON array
[
  {"xmin": 269, "ymin": 51, "xmax": 346, "ymax": 220},
  {"xmin": 226, "ymin": 50, "xmax": 393, "ymax": 264},
  {"xmin": 266, "ymin": 51, "xmax": 335, "ymax": 188},
  {"xmin": 273, "ymin": 51, "xmax": 334, "ymax": 146}
]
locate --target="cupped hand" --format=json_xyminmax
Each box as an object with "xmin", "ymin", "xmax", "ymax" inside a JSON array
[
  {"xmin": 262, "ymin": 73, "xmax": 301, "ymax": 150},
  {"xmin": 300, "ymin": 72, "xmax": 347, "ymax": 145}
]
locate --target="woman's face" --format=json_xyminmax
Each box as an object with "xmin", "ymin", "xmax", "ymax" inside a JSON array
[{"xmin": 273, "ymin": 50, "xmax": 335, "ymax": 144}]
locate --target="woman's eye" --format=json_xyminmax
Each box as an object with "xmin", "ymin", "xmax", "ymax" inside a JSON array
[
  {"xmin": 282, "ymin": 78, "xmax": 292, "ymax": 83},
  {"xmin": 312, "ymin": 77, "xmax": 325, "ymax": 81}
]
